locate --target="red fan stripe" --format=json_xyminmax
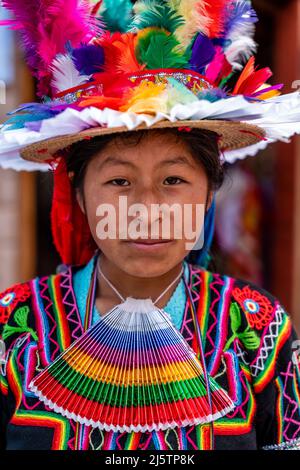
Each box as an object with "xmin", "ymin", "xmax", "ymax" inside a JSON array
[{"xmin": 32, "ymin": 371, "xmax": 231, "ymax": 427}]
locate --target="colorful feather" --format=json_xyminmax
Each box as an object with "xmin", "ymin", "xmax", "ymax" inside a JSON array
[
  {"xmin": 223, "ymin": 0, "xmax": 258, "ymax": 70},
  {"xmin": 50, "ymin": 54, "xmax": 92, "ymax": 93},
  {"xmin": 205, "ymin": 46, "xmax": 233, "ymax": 85},
  {"xmin": 189, "ymin": 33, "xmax": 216, "ymax": 74},
  {"xmin": 232, "ymin": 56, "xmax": 282, "ymax": 98},
  {"xmin": 91, "ymin": 72, "xmax": 135, "ymax": 98},
  {"xmin": 136, "ymin": 29, "xmax": 191, "ymax": 69},
  {"xmin": 96, "ymin": 32, "xmax": 145, "ymax": 73},
  {"xmin": 120, "ymin": 81, "xmax": 168, "ymax": 114},
  {"xmin": 197, "ymin": 88, "xmax": 229, "ymax": 102},
  {"xmin": 131, "ymin": 1, "xmax": 184, "ymax": 34},
  {"xmin": 251, "ymin": 84, "xmax": 283, "ymax": 100},
  {"xmin": 78, "ymin": 96, "xmax": 126, "ymax": 110},
  {"xmin": 2, "ymin": 113, "xmax": 57, "ymax": 131},
  {"xmin": 223, "ymin": 0, "xmax": 258, "ymax": 37},
  {"xmin": 0, "ymin": 0, "xmax": 102, "ymax": 96},
  {"xmin": 99, "ymin": 0, "xmax": 133, "ymax": 32},
  {"xmin": 204, "ymin": 0, "xmax": 228, "ymax": 38},
  {"xmin": 166, "ymin": 77, "xmax": 198, "ymax": 109},
  {"xmin": 173, "ymin": 1, "xmax": 212, "ymax": 47},
  {"xmin": 72, "ymin": 44, "xmax": 105, "ymax": 75}
]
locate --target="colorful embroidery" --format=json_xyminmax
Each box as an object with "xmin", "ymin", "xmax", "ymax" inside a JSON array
[
  {"xmin": 232, "ymin": 285, "xmax": 274, "ymax": 330},
  {"xmin": 2, "ymin": 306, "xmax": 38, "ymax": 342},
  {"xmin": 250, "ymin": 304, "xmax": 291, "ymax": 392},
  {"xmin": 224, "ymin": 302, "xmax": 260, "ymax": 352},
  {"xmin": 0, "ymin": 262, "xmax": 299, "ymax": 450},
  {"xmin": 0, "ymin": 283, "xmax": 31, "ymax": 324}
]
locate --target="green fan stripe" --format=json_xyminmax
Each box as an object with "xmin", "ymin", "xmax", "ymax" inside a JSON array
[{"xmin": 48, "ymin": 358, "xmax": 218, "ymax": 407}]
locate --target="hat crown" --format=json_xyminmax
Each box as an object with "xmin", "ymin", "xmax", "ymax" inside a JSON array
[{"xmin": 1, "ymin": 0, "xmax": 271, "ymax": 103}]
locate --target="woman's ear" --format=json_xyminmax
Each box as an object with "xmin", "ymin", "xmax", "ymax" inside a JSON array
[{"xmin": 76, "ymin": 188, "xmax": 86, "ymax": 215}]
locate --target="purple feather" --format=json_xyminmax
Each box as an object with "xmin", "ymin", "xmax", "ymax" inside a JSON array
[
  {"xmin": 189, "ymin": 33, "xmax": 216, "ymax": 74},
  {"xmin": 7, "ymin": 102, "xmax": 70, "ymax": 115},
  {"xmin": 251, "ymin": 84, "xmax": 284, "ymax": 98},
  {"xmin": 72, "ymin": 44, "xmax": 105, "ymax": 75},
  {"xmin": 24, "ymin": 121, "xmax": 44, "ymax": 132},
  {"xmin": 223, "ymin": 0, "xmax": 258, "ymax": 38}
]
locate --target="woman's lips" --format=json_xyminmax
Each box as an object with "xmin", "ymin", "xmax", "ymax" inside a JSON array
[{"xmin": 125, "ymin": 239, "xmax": 175, "ymax": 251}]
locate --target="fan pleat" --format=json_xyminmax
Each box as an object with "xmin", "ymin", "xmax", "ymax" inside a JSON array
[{"xmin": 29, "ymin": 298, "xmax": 235, "ymax": 432}]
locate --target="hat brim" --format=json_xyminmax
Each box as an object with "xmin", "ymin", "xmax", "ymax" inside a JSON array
[{"xmin": 20, "ymin": 119, "xmax": 266, "ymax": 163}]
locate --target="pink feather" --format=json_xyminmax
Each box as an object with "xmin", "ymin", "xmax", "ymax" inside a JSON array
[
  {"xmin": 205, "ymin": 46, "xmax": 232, "ymax": 85},
  {"xmin": 0, "ymin": 0, "xmax": 102, "ymax": 97}
]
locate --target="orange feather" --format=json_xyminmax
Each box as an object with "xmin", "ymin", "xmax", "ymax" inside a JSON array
[
  {"xmin": 232, "ymin": 56, "xmax": 255, "ymax": 94},
  {"xmin": 96, "ymin": 32, "xmax": 145, "ymax": 74}
]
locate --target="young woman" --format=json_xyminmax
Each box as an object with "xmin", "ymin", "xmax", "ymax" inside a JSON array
[{"xmin": 0, "ymin": 0, "xmax": 300, "ymax": 451}]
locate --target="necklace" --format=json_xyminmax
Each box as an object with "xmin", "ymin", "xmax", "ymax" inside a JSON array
[{"xmin": 97, "ymin": 253, "xmax": 184, "ymax": 313}]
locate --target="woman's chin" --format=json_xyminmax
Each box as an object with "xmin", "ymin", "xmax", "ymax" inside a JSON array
[{"xmin": 103, "ymin": 244, "xmax": 183, "ymax": 277}]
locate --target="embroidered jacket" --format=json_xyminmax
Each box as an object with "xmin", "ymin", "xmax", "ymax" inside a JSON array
[{"xmin": 0, "ymin": 261, "xmax": 300, "ymax": 450}]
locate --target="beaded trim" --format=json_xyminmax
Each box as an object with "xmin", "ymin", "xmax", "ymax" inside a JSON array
[
  {"xmin": 49, "ymin": 70, "xmax": 213, "ymax": 105},
  {"xmin": 262, "ymin": 437, "xmax": 300, "ymax": 450}
]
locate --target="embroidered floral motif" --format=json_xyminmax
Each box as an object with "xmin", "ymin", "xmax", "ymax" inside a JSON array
[
  {"xmin": 0, "ymin": 283, "xmax": 31, "ymax": 324},
  {"xmin": 232, "ymin": 285, "xmax": 274, "ymax": 330},
  {"xmin": 224, "ymin": 302, "xmax": 260, "ymax": 352},
  {"xmin": 2, "ymin": 306, "xmax": 38, "ymax": 341}
]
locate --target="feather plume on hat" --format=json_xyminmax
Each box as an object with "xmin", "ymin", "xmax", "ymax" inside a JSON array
[{"xmin": 0, "ymin": 0, "xmax": 299, "ymax": 171}]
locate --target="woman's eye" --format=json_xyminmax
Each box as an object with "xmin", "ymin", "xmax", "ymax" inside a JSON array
[
  {"xmin": 164, "ymin": 177, "xmax": 185, "ymax": 185},
  {"xmin": 108, "ymin": 179, "xmax": 130, "ymax": 186}
]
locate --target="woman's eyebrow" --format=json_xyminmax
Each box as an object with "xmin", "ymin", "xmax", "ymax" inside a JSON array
[
  {"xmin": 98, "ymin": 155, "xmax": 194, "ymax": 170},
  {"xmin": 97, "ymin": 156, "xmax": 137, "ymax": 170}
]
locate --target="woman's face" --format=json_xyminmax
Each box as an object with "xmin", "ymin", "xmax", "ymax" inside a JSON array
[{"xmin": 77, "ymin": 131, "xmax": 212, "ymax": 278}]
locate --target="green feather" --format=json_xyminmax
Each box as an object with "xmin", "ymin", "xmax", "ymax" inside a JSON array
[
  {"xmin": 132, "ymin": 1, "xmax": 184, "ymax": 33},
  {"xmin": 137, "ymin": 30, "xmax": 191, "ymax": 69},
  {"xmin": 100, "ymin": 0, "xmax": 133, "ymax": 32}
]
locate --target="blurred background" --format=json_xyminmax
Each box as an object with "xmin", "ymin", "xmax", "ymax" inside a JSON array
[{"xmin": 0, "ymin": 0, "xmax": 300, "ymax": 333}]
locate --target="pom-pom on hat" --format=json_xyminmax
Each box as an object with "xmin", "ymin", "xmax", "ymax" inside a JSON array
[{"xmin": 0, "ymin": 0, "xmax": 300, "ymax": 171}]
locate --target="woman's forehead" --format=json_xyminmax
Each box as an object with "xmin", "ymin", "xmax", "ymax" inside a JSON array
[{"xmin": 90, "ymin": 131, "xmax": 194, "ymax": 166}]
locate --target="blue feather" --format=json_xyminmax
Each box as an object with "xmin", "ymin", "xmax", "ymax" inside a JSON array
[
  {"xmin": 197, "ymin": 88, "xmax": 229, "ymax": 102},
  {"xmin": 2, "ymin": 113, "xmax": 56, "ymax": 130},
  {"xmin": 100, "ymin": 0, "xmax": 132, "ymax": 32},
  {"xmin": 7, "ymin": 102, "xmax": 66, "ymax": 115},
  {"xmin": 223, "ymin": 0, "xmax": 258, "ymax": 39}
]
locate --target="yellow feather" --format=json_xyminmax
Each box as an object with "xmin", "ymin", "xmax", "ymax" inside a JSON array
[
  {"xmin": 175, "ymin": 0, "xmax": 212, "ymax": 48},
  {"xmin": 256, "ymin": 84, "xmax": 282, "ymax": 100},
  {"xmin": 136, "ymin": 26, "xmax": 170, "ymax": 41},
  {"xmin": 120, "ymin": 81, "xmax": 168, "ymax": 114}
]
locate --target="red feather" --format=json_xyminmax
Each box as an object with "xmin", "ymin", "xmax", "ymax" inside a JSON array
[
  {"xmin": 95, "ymin": 32, "xmax": 145, "ymax": 74},
  {"xmin": 202, "ymin": 0, "xmax": 228, "ymax": 38},
  {"xmin": 233, "ymin": 57, "xmax": 274, "ymax": 96}
]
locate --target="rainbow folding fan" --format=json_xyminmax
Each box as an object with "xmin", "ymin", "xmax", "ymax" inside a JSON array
[{"xmin": 29, "ymin": 297, "xmax": 234, "ymax": 432}]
